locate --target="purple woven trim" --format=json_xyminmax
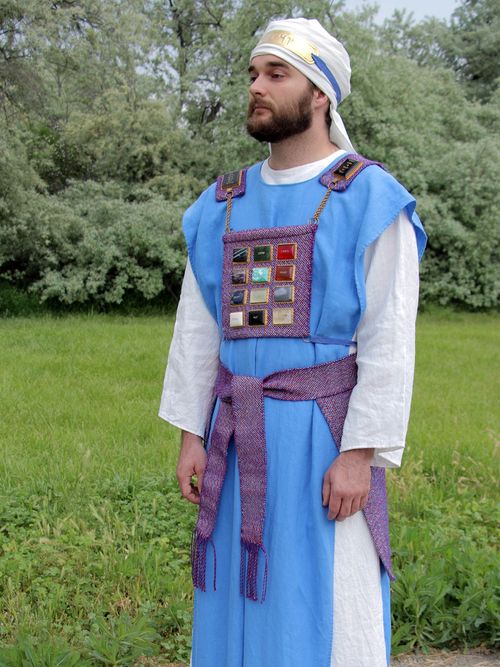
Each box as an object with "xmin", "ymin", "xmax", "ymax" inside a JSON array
[
  {"xmin": 364, "ymin": 467, "xmax": 393, "ymax": 579},
  {"xmin": 191, "ymin": 354, "xmax": 398, "ymax": 602},
  {"xmin": 215, "ymin": 168, "xmax": 248, "ymax": 201},
  {"xmin": 222, "ymin": 223, "xmax": 317, "ymax": 340},
  {"xmin": 316, "ymin": 397, "xmax": 394, "ymax": 580},
  {"xmin": 320, "ymin": 153, "xmax": 385, "ymax": 192}
]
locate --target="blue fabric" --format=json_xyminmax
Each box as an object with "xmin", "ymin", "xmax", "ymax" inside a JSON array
[
  {"xmin": 183, "ymin": 157, "xmax": 426, "ymax": 666},
  {"xmin": 306, "ymin": 335, "xmax": 356, "ymax": 346},
  {"xmin": 381, "ymin": 565, "xmax": 392, "ymax": 666},
  {"xmin": 312, "ymin": 54, "xmax": 343, "ymax": 103}
]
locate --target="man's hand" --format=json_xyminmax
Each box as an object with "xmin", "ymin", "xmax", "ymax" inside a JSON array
[
  {"xmin": 176, "ymin": 431, "xmax": 207, "ymax": 505},
  {"xmin": 322, "ymin": 448, "xmax": 373, "ymax": 521}
]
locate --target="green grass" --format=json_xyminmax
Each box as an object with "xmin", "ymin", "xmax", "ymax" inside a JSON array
[
  {"xmin": 0, "ymin": 312, "xmax": 498, "ymax": 664},
  {"xmin": 390, "ymin": 311, "xmax": 499, "ymax": 653}
]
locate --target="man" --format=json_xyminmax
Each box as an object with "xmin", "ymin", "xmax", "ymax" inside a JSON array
[{"xmin": 160, "ymin": 17, "xmax": 426, "ymax": 667}]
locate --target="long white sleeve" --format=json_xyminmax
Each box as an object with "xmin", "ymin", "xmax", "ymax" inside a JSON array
[
  {"xmin": 158, "ymin": 259, "xmax": 220, "ymax": 437},
  {"xmin": 340, "ymin": 210, "xmax": 419, "ymax": 467}
]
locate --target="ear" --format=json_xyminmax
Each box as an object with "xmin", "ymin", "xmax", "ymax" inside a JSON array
[{"xmin": 312, "ymin": 87, "xmax": 330, "ymax": 112}]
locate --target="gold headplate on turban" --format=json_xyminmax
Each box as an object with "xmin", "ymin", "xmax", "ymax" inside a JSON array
[{"xmin": 256, "ymin": 30, "xmax": 319, "ymax": 64}]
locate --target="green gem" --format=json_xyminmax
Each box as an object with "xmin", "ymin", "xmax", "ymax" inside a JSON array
[
  {"xmin": 253, "ymin": 245, "xmax": 272, "ymax": 262},
  {"xmin": 252, "ymin": 267, "xmax": 270, "ymax": 283}
]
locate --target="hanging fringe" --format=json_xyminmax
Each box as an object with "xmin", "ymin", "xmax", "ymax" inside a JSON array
[
  {"xmin": 239, "ymin": 541, "xmax": 268, "ymax": 603},
  {"xmin": 191, "ymin": 529, "xmax": 217, "ymax": 592}
]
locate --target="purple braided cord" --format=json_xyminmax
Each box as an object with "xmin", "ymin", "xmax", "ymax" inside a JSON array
[{"xmin": 191, "ymin": 353, "xmax": 394, "ymax": 602}]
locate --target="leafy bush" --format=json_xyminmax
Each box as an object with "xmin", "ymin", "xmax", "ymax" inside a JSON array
[
  {"xmin": 0, "ymin": 182, "xmax": 187, "ymax": 307},
  {"xmin": 0, "ymin": 0, "xmax": 499, "ymax": 311}
]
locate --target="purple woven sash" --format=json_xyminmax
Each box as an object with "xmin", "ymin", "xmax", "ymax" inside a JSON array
[{"xmin": 191, "ymin": 353, "xmax": 394, "ymax": 604}]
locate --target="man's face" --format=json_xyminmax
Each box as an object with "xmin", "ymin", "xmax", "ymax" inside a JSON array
[{"xmin": 246, "ymin": 55, "xmax": 314, "ymax": 143}]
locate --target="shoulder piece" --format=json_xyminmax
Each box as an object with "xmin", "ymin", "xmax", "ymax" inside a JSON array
[
  {"xmin": 320, "ymin": 153, "xmax": 386, "ymax": 192},
  {"xmin": 215, "ymin": 167, "xmax": 248, "ymax": 202}
]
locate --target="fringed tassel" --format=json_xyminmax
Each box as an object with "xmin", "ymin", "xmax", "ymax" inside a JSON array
[
  {"xmin": 239, "ymin": 542, "xmax": 268, "ymax": 603},
  {"xmin": 191, "ymin": 529, "xmax": 217, "ymax": 592}
]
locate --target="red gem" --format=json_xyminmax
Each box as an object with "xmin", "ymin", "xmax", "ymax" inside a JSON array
[
  {"xmin": 277, "ymin": 243, "xmax": 296, "ymax": 260},
  {"xmin": 275, "ymin": 265, "xmax": 295, "ymax": 282}
]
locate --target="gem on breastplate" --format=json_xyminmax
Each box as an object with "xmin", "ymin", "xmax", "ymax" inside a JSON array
[
  {"xmin": 253, "ymin": 245, "xmax": 273, "ymax": 262},
  {"xmin": 272, "ymin": 308, "xmax": 294, "ymax": 325},
  {"xmin": 252, "ymin": 267, "xmax": 271, "ymax": 283},
  {"xmin": 248, "ymin": 310, "xmax": 267, "ymax": 326},
  {"xmin": 276, "ymin": 243, "xmax": 297, "ymax": 260},
  {"xmin": 230, "ymin": 289, "xmax": 247, "ymax": 306},
  {"xmin": 274, "ymin": 286, "xmax": 294, "ymax": 303},
  {"xmin": 274, "ymin": 265, "xmax": 295, "ymax": 282},
  {"xmin": 250, "ymin": 287, "xmax": 269, "ymax": 304},
  {"xmin": 233, "ymin": 247, "xmax": 249, "ymax": 263},
  {"xmin": 229, "ymin": 311, "xmax": 244, "ymax": 327},
  {"xmin": 232, "ymin": 269, "xmax": 247, "ymax": 285}
]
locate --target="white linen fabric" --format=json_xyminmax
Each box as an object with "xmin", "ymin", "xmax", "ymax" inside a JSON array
[
  {"xmin": 332, "ymin": 511, "xmax": 387, "ymax": 666},
  {"xmin": 159, "ymin": 261, "xmax": 220, "ymax": 437},
  {"xmin": 159, "ymin": 149, "xmax": 419, "ymax": 469}
]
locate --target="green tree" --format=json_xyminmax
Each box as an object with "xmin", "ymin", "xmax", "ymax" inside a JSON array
[
  {"xmin": 379, "ymin": 0, "xmax": 500, "ymax": 103},
  {"xmin": 0, "ymin": 0, "xmax": 498, "ymax": 309},
  {"xmin": 448, "ymin": 0, "xmax": 500, "ymax": 102}
]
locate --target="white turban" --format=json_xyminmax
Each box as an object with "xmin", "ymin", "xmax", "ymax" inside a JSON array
[{"xmin": 250, "ymin": 18, "xmax": 355, "ymax": 152}]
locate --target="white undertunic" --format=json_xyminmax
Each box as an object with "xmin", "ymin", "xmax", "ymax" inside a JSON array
[{"xmin": 159, "ymin": 149, "xmax": 420, "ymax": 666}]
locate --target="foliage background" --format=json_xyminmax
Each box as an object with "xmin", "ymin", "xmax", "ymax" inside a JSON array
[{"xmin": 0, "ymin": 0, "xmax": 499, "ymax": 312}]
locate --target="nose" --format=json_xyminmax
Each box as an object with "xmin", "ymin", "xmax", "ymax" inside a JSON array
[{"xmin": 249, "ymin": 74, "xmax": 266, "ymax": 97}]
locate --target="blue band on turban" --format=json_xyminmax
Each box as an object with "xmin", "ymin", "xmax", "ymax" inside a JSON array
[{"xmin": 312, "ymin": 54, "xmax": 342, "ymax": 104}]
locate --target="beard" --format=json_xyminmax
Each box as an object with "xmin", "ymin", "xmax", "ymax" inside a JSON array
[{"xmin": 246, "ymin": 88, "xmax": 313, "ymax": 143}]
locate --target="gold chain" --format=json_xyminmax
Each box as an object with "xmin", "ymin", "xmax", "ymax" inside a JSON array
[
  {"xmin": 311, "ymin": 182, "xmax": 335, "ymax": 224},
  {"xmin": 225, "ymin": 190, "xmax": 234, "ymax": 234},
  {"xmin": 224, "ymin": 178, "xmax": 336, "ymax": 233}
]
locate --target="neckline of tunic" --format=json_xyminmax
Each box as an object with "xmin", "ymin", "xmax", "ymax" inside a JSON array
[{"xmin": 260, "ymin": 148, "xmax": 347, "ymax": 186}]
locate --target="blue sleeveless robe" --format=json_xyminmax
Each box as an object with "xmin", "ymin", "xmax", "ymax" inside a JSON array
[{"xmin": 183, "ymin": 158, "xmax": 426, "ymax": 667}]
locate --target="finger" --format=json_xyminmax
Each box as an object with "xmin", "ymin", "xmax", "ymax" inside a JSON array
[
  {"xmin": 359, "ymin": 494, "xmax": 368, "ymax": 511},
  {"xmin": 186, "ymin": 480, "xmax": 201, "ymax": 505},
  {"xmin": 328, "ymin": 491, "xmax": 342, "ymax": 520},
  {"xmin": 322, "ymin": 475, "xmax": 331, "ymax": 506},
  {"xmin": 189, "ymin": 479, "xmax": 201, "ymax": 504},
  {"xmin": 195, "ymin": 462, "xmax": 206, "ymax": 494},
  {"xmin": 336, "ymin": 497, "xmax": 353, "ymax": 522},
  {"xmin": 179, "ymin": 473, "xmax": 200, "ymax": 505},
  {"xmin": 350, "ymin": 497, "xmax": 361, "ymax": 516}
]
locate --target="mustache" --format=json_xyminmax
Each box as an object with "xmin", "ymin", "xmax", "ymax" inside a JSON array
[{"xmin": 248, "ymin": 99, "xmax": 273, "ymax": 113}]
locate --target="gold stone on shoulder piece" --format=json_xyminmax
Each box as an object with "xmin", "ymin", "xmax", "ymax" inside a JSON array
[
  {"xmin": 229, "ymin": 311, "xmax": 244, "ymax": 328},
  {"xmin": 273, "ymin": 308, "xmax": 294, "ymax": 326}
]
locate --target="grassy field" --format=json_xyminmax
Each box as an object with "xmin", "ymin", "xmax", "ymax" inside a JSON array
[{"xmin": 0, "ymin": 311, "xmax": 498, "ymax": 665}]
